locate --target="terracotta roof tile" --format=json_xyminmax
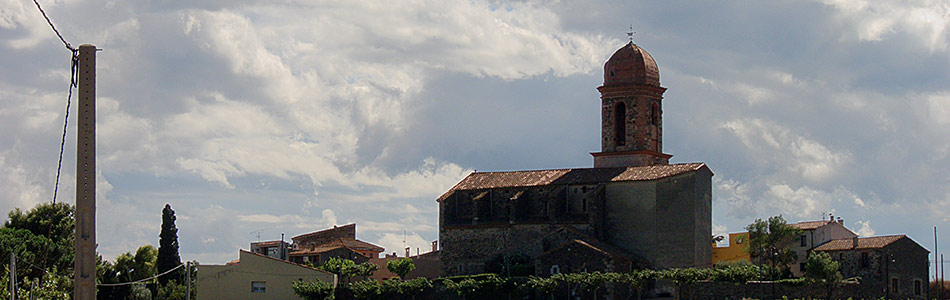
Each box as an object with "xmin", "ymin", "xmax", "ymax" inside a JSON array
[
  {"xmin": 813, "ymin": 235, "xmax": 906, "ymax": 251},
  {"xmin": 289, "ymin": 238, "xmax": 384, "ymax": 256},
  {"xmin": 292, "ymin": 223, "xmax": 356, "ymax": 240},
  {"xmin": 437, "ymin": 163, "xmax": 707, "ymax": 201},
  {"xmin": 791, "ymin": 220, "xmax": 834, "ymax": 230},
  {"xmin": 251, "ymin": 240, "xmax": 287, "ymax": 247}
]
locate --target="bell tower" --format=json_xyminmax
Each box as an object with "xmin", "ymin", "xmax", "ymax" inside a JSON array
[{"xmin": 591, "ymin": 41, "xmax": 672, "ymax": 168}]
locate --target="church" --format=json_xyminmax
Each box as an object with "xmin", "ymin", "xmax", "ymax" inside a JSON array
[{"xmin": 437, "ymin": 41, "xmax": 713, "ymax": 276}]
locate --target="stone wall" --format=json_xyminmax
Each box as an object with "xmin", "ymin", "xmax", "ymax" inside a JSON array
[{"xmin": 687, "ymin": 281, "xmax": 877, "ymax": 300}]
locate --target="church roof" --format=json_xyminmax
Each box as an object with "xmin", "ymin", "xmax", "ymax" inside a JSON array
[
  {"xmin": 437, "ymin": 163, "xmax": 707, "ymax": 201},
  {"xmin": 603, "ymin": 42, "xmax": 660, "ymax": 87}
]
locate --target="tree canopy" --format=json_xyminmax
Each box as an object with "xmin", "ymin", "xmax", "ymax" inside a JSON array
[
  {"xmin": 387, "ymin": 257, "xmax": 415, "ymax": 280},
  {"xmin": 157, "ymin": 204, "xmax": 183, "ymax": 286},
  {"xmin": 745, "ymin": 215, "xmax": 803, "ymax": 278}
]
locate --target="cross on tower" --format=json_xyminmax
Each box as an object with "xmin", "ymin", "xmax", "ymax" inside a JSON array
[{"xmin": 627, "ymin": 25, "xmax": 635, "ymax": 43}]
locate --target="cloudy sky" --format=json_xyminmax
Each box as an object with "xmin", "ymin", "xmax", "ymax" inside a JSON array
[{"xmin": 1, "ymin": 0, "xmax": 948, "ymax": 264}]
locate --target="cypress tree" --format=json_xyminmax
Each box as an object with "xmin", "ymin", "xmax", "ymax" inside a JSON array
[{"xmin": 157, "ymin": 203, "xmax": 183, "ymax": 285}]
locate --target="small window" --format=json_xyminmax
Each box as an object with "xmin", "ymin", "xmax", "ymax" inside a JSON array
[
  {"xmin": 252, "ymin": 281, "xmax": 266, "ymax": 293},
  {"xmin": 651, "ymin": 102, "xmax": 661, "ymax": 126},
  {"xmin": 800, "ymin": 235, "xmax": 807, "ymax": 247},
  {"xmin": 614, "ymin": 102, "xmax": 626, "ymax": 146},
  {"xmin": 799, "ymin": 263, "xmax": 806, "ymax": 273},
  {"xmin": 915, "ymin": 279, "xmax": 922, "ymax": 295},
  {"xmin": 839, "ymin": 253, "xmax": 843, "ymax": 260},
  {"xmin": 891, "ymin": 277, "xmax": 899, "ymax": 291},
  {"xmin": 550, "ymin": 265, "xmax": 560, "ymax": 275},
  {"xmin": 861, "ymin": 252, "xmax": 870, "ymax": 268}
]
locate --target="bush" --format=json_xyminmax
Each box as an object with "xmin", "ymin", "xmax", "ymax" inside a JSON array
[{"xmin": 292, "ymin": 280, "xmax": 335, "ymax": 300}]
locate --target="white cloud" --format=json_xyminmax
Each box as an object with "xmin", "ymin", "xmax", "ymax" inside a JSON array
[
  {"xmin": 376, "ymin": 232, "xmax": 433, "ymax": 258},
  {"xmin": 720, "ymin": 118, "xmax": 850, "ymax": 183},
  {"xmin": 321, "ymin": 209, "xmax": 337, "ymax": 227},
  {"xmin": 816, "ymin": 0, "xmax": 950, "ymax": 52},
  {"xmin": 855, "ymin": 220, "xmax": 875, "ymax": 237}
]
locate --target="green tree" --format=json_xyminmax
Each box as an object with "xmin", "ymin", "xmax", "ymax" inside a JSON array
[
  {"xmin": 99, "ymin": 245, "xmax": 159, "ymax": 299},
  {"xmin": 292, "ymin": 280, "xmax": 335, "ymax": 300},
  {"xmin": 387, "ymin": 258, "xmax": 415, "ymax": 280},
  {"xmin": 317, "ymin": 257, "xmax": 378, "ymax": 283},
  {"xmin": 745, "ymin": 215, "xmax": 802, "ymax": 278},
  {"xmin": 803, "ymin": 251, "xmax": 841, "ymax": 283},
  {"xmin": 1, "ymin": 202, "xmax": 75, "ymax": 281},
  {"xmin": 157, "ymin": 204, "xmax": 183, "ymax": 286}
]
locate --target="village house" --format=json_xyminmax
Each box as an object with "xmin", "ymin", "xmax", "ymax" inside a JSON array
[
  {"xmin": 814, "ymin": 235, "xmax": 930, "ymax": 299},
  {"xmin": 287, "ymin": 223, "xmax": 384, "ymax": 265},
  {"xmin": 197, "ymin": 250, "xmax": 336, "ymax": 300}
]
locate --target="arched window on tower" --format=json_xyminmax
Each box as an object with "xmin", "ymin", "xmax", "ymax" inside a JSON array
[
  {"xmin": 651, "ymin": 102, "xmax": 661, "ymax": 126},
  {"xmin": 614, "ymin": 102, "xmax": 626, "ymax": 146}
]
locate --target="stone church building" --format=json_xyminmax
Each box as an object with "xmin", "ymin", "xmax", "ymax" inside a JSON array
[{"xmin": 437, "ymin": 42, "xmax": 713, "ymax": 276}]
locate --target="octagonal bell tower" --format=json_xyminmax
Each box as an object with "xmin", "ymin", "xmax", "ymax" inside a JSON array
[{"xmin": 591, "ymin": 42, "xmax": 672, "ymax": 168}]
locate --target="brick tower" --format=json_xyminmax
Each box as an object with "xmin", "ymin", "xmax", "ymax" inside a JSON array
[{"xmin": 591, "ymin": 42, "xmax": 672, "ymax": 168}]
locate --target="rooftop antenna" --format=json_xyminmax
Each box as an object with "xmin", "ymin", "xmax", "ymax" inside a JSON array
[
  {"xmin": 250, "ymin": 229, "xmax": 263, "ymax": 242},
  {"xmin": 626, "ymin": 25, "xmax": 635, "ymax": 44}
]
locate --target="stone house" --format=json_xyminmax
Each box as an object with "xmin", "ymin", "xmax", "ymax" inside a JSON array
[
  {"xmin": 813, "ymin": 235, "xmax": 929, "ymax": 299},
  {"xmin": 438, "ymin": 41, "xmax": 713, "ymax": 276},
  {"xmin": 788, "ymin": 218, "xmax": 857, "ymax": 276},
  {"xmin": 287, "ymin": 224, "xmax": 384, "ymax": 265},
  {"xmin": 251, "ymin": 240, "xmax": 291, "ymax": 260}
]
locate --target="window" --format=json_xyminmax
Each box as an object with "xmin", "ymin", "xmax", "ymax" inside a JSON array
[
  {"xmin": 614, "ymin": 102, "xmax": 626, "ymax": 146},
  {"xmin": 860, "ymin": 252, "xmax": 869, "ymax": 268},
  {"xmin": 651, "ymin": 102, "xmax": 661, "ymax": 126},
  {"xmin": 251, "ymin": 281, "xmax": 266, "ymax": 293},
  {"xmin": 799, "ymin": 263, "xmax": 806, "ymax": 273},
  {"xmin": 915, "ymin": 279, "xmax": 922, "ymax": 295},
  {"xmin": 891, "ymin": 277, "xmax": 899, "ymax": 292},
  {"xmin": 550, "ymin": 265, "xmax": 560, "ymax": 275},
  {"xmin": 800, "ymin": 235, "xmax": 807, "ymax": 247}
]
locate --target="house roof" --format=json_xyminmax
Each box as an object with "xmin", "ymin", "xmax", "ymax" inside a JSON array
[
  {"xmin": 290, "ymin": 238, "xmax": 384, "ymax": 256},
  {"xmin": 292, "ymin": 223, "xmax": 356, "ymax": 241},
  {"xmin": 437, "ymin": 163, "xmax": 707, "ymax": 201},
  {"xmin": 790, "ymin": 220, "xmax": 836, "ymax": 230},
  {"xmin": 812, "ymin": 235, "xmax": 906, "ymax": 251},
  {"xmin": 237, "ymin": 250, "xmax": 334, "ymax": 274},
  {"xmin": 251, "ymin": 240, "xmax": 288, "ymax": 247}
]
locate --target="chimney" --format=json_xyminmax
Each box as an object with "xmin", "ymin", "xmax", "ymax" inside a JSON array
[
  {"xmin": 829, "ymin": 213, "xmax": 833, "ymax": 222},
  {"xmin": 405, "ymin": 247, "xmax": 410, "ymax": 258},
  {"xmin": 837, "ymin": 217, "xmax": 843, "ymax": 225},
  {"xmin": 431, "ymin": 240, "xmax": 438, "ymax": 252},
  {"xmin": 852, "ymin": 236, "xmax": 859, "ymax": 249}
]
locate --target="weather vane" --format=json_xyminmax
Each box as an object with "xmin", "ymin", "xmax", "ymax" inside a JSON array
[{"xmin": 627, "ymin": 25, "xmax": 635, "ymax": 43}]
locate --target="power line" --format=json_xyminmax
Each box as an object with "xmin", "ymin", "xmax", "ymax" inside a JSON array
[
  {"xmin": 31, "ymin": 0, "xmax": 80, "ymax": 205},
  {"xmin": 52, "ymin": 52, "xmax": 78, "ymax": 205},
  {"xmin": 31, "ymin": 0, "xmax": 75, "ymax": 52},
  {"xmin": 97, "ymin": 263, "xmax": 186, "ymax": 287}
]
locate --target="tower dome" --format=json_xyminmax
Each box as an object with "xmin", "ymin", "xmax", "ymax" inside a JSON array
[{"xmin": 603, "ymin": 42, "xmax": 660, "ymax": 87}]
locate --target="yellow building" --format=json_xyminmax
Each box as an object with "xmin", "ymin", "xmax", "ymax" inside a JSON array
[
  {"xmin": 711, "ymin": 232, "xmax": 750, "ymax": 265},
  {"xmin": 198, "ymin": 250, "xmax": 337, "ymax": 300}
]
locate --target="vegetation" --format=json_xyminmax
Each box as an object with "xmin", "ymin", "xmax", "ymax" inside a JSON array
[
  {"xmin": 316, "ymin": 257, "xmax": 379, "ymax": 283},
  {"xmin": 387, "ymin": 257, "xmax": 415, "ymax": 280},
  {"xmin": 746, "ymin": 214, "xmax": 803, "ymax": 279},
  {"xmin": 157, "ymin": 204, "xmax": 183, "ymax": 286},
  {"xmin": 293, "ymin": 279, "xmax": 336, "ymax": 300}
]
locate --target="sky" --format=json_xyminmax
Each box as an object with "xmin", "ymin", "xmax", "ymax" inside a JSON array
[{"xmin": 0, "ymin": 0, "xmax": 948, "ymax": 265}]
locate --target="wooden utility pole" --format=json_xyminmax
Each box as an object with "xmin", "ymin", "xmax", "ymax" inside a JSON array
[{"xmin": 74, "ymin": 44, "xmax": 97, "ymax": 300}]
